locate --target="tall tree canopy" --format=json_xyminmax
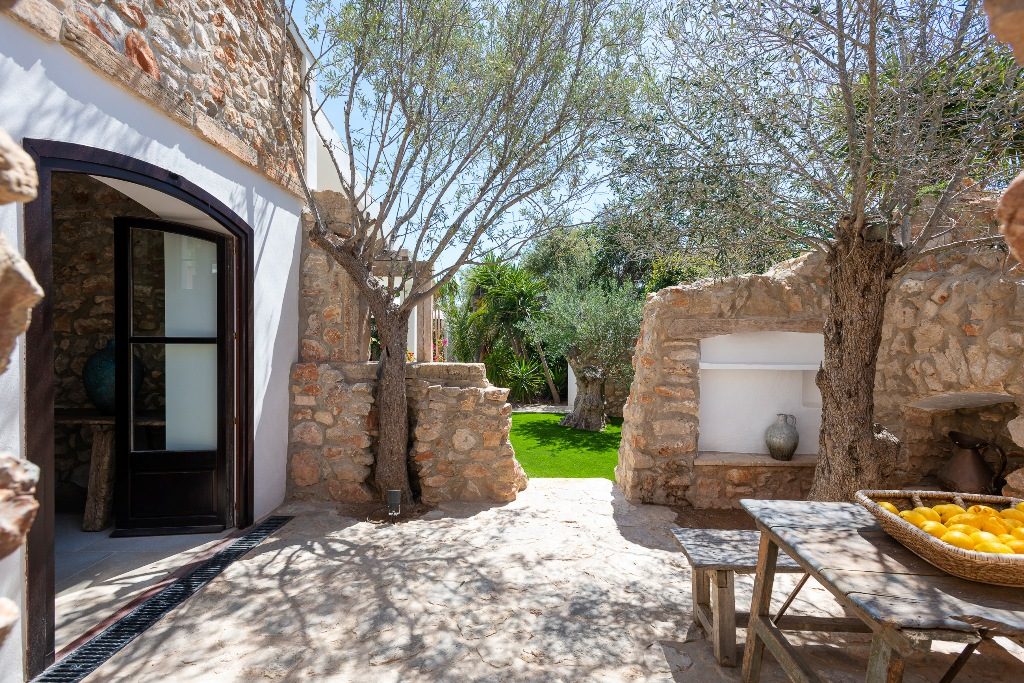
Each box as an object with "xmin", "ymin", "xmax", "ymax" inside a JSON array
[
  {"xmin": 276, "ymin": 0, "xmax": 643, "ymax": 500},
  {"xmin": 631, "ymin": 0, "xmax": 1024, "ymax": 499}
]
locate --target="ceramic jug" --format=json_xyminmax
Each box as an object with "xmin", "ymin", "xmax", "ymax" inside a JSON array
[
  {"xmin": 939, "ymin": 431, "xmax": 1007, "ymax": 495},
  {"xmin": 765, "ymin": 414, "xmax": 799, "ymax": 461}
]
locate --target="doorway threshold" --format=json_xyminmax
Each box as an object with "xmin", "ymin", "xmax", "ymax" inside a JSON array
[{"xmin": 34, "ymin": 516, "xmax": 292, "ymax": 683}]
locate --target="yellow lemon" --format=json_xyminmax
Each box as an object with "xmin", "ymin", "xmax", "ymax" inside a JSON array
[
  {"xmin": 877, "ymin": 501, "xmax": 899, "ymax": 514},
  {"xmin": 1017, "ymin": 502, "xmax": 1024, "ymax": 512},
  {"xmin": 913, "ymin": 507, "xmax": 940, "ymax": 523},
  {"xmin": 1001, "ymin": 508, "xmax": 1024, "ymax": 522},
  {"xmin": 1006, "ymin": 539, "xmax": 1024, "ymax": 554},
  {"xmin": 919, "ymin": 521, "xmax": 948, "ymax": 538},
  {"xmin": 981, "ymin": 517, "xmax": 1010, "ymax": 536},
  {"xmin": 935, "ymin": 504, "xmax": 966, "ymax": 521},
  {"xmin": 974, "ymin": 541, "xmax": 1014, "ymax": 554},
  {"xmin": 970, "ymin": 531, "xmax": 999, "ymax": 544},
  {"xmin": 941, "ymin": 531, "xmax": 976, "ymax": 550},
  {"xmin": 998, "ymin": 534, "xmax": 1017, "ymax": 543},
  {"xmin": 1012, "ymin": 527, "xmax": 1024, "ymax": 541},
  {"xmin": 899, "ymin": 510, "xmax": 927, "ymax": 527},
  {"xmin": 946, "ymin": 513, "xmax": 979, "ymax": 527},
  {"xmin": 968, "ymin": 505, "xmax": 999, "ymax": 516},
  {"xmin": 1003, "ymin": 518, "xmax": 1023, "ymax": 529},
  {"xmin": 946, "ymin": 523, "xmax": 980, "ymax": 535}
]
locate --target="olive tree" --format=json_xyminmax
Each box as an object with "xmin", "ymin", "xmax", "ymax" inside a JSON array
[
  {"xmin": 272, "ymin": 0, "xmax": 641, "ymax": 501},
  {"xmin": 644, "ymin": 0, "xmax": 1024, "ymax": 500},
  {"xmin": 529, "ymin": 281, "xmax": 642, "ymax": 431}
]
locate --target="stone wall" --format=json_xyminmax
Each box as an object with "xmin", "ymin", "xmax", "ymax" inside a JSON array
[
  {"xmin": 0, "ymin": 125, "xmax": 42, "ymax": 658},
  {"xmin": 289, "ymin": 189, "xmax": 527, "ymax": 505},
  {"xmin": 5, "ymin": 0, "xmax": 304, "ymax": 191},
  {"xmin": 298, "ymin": 193, "xmax": 369, "ymax": 363},
  {"xmin": 618, "ymin": 248, "xmax": 1024, "ymax": 507},
  {"xmin": 288, "ymin": 361, "xmax": 526, "ymax": 505},
  {"xmin": 50, "ymin": 174, "xmax": 166, "ymax": 507}
]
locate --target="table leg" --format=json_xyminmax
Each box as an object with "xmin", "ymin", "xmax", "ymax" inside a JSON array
[
  {"xmin": 692, "ymin": 567, "xmax": 709, "ymax": 625},
  {"xmin": 865, "ymin": 632, "xmax": 905, "ymax": 683},
  {"xmin": 711, "ymin": 569, "xmax": 737, "ymax": 666},
  {"xmin": 741, "ymin": 531, "xmax": 779, "ymax": 683},
  {"xmin": 82, "ymin": 425, "xmax": 115, "ymax": 531}
]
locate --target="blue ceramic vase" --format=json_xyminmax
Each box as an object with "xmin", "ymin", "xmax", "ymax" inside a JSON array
[{"xmin": 83, "ymin": 340, "xmax": 143, "ymax": 414}]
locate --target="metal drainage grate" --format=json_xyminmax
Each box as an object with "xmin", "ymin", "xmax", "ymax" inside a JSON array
[{"xmin": 34, "ymin": 516, "xmax": 293, "ymax": 683}]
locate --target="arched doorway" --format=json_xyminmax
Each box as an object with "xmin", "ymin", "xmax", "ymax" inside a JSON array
[{"xmin": 21, "ymin": 140, "xmax": 255, "ymax": 674}]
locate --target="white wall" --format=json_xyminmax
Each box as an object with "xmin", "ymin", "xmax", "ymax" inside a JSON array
[
  {"xmin": 0, "ymin": 19, "xmax": 304, "ymax": 678},
  {"xmin": 698, "ymin": 332, "xmax": 824, "ymax": 455}
]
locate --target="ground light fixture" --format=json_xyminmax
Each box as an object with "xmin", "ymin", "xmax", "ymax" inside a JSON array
[{"xmin": 387, "ymin": 489, "xmax": 402, "ymax": 520}]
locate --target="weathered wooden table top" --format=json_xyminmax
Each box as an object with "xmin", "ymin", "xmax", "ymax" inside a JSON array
[
  {"xmin": 671, "ymin": 527, "xmax": 802, "ymax": 572},
  {"xmin": 740, "ymin": 500, "xmax": 1024, "ymax": 635}
]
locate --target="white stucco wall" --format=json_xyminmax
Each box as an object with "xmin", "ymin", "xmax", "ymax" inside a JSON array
[
  {"xmin": 698, "ymin": 332, "xmax": 824, "ymax": 455},
  {"xmin": 0, "ymin": 18, "xmax": 305, "ymax": 678}
]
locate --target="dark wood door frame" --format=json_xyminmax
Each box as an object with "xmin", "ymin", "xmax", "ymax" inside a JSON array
[{"xmin": 21, "ymin": 139, "xmax": 256, "ymax": 676}]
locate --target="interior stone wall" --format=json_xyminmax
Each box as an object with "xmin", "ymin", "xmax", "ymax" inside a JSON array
[
  {"xmin": 618, "ymin": 248, "xmax": 1024, "ymax": 507},
  {"xmin": 50, "ymin": 173, "xmax": 164, "ymax": 508}
]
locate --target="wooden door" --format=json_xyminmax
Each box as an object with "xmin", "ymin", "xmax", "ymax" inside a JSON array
[{"xmin": 113, "ymin": 218, "xmax": 228, "ymax": 534}]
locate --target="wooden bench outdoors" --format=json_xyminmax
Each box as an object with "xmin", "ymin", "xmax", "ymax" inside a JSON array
[{"xmin": 672, "ymin": 527, "xmax": 870, "ymax": 667}]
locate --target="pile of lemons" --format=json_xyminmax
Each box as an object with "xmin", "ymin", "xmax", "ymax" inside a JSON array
[{"xmin": 877, "ymin": 500, "xmax": 1024, "ymax": 554}]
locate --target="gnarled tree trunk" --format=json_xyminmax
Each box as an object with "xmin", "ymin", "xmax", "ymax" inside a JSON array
[
  {"xmin": 374, "ymin": 317, "xmax": 413, "ymax": 502},
  {"xmin": 561, "ymin": 363, "xmax": 606, "ymax": 431},
  {"xmin": 809, "ymin": 219, "xmax": 905, "ymax": 501}
]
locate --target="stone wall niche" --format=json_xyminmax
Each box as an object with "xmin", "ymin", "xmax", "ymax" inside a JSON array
[{"xmin": 619, "ymin": 243, "xmax": 1024, "ymax": 508}]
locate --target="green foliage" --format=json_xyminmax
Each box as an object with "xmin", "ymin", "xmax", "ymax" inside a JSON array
[
  {"xmin": 643, "ymin": 253, "xmax": 717, "ymax": 294},
  {"xmin": 488, "ymin": 353, "xmax": 546, "ymax": 403},
  {"xmin": 528, "ymin": 281, "xmax": 642, "ymax": 383},
  {"xmin": 509, "ymin": 413, "xmax": 621, "ymax": 479}
]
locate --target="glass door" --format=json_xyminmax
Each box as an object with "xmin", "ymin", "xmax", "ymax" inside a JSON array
[{"xmin": 113, "ymin": 218, "xmax": 227, "ymax": 534}]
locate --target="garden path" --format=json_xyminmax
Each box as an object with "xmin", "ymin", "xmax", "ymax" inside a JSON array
[{"xmin": 88, "ymin": 479, "xmax": 1023, "ymax": 681}]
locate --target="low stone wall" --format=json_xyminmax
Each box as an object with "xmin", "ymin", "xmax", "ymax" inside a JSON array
[
  {"xmin": 288, "ymin": 361, "xmax": 527, "ymax": 506},
  {"xmin": 687, "ymin": 453, "xmax": 816, "ymax": 510}
]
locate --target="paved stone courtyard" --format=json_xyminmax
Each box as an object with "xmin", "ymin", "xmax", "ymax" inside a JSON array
[{"xmin": 90, "ymin": 479, "xmax": 1023, "ymax": 681}]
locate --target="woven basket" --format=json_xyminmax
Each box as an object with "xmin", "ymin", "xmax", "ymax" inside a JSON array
[{"xmin": 856, "ymin": 489, "xmax": 1024, "ymax": 587}]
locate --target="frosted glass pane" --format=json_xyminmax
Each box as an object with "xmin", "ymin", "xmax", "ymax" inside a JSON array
[
  {"xmin": 165, "ymin": 344, "xmax": 217, "ymax": 450},
  {"xmin": 164, "ymin": 232, "xmax": 218, "ymax": 337}
]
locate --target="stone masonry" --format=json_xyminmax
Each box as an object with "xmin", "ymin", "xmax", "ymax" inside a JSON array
[
  {"xmin": 0, "ymin": 119, "xmax": 41, "ymax": 652},
  {"xmin": 288, "ymin": 191, "xmax": 527, "ymax": 505},
  {"xmin": 618, "ymin": 247, "xmax": 1024, "ymax": 508},
  {"xmin": 288, "ymin": 361, "xmax": 527, "ymax": 505},
  {"xmin": 4, "ymin": 0, "xmax": 305, "ymax": 191}
]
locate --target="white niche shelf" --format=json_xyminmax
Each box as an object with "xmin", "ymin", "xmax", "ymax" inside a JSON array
[
  {"xmin": 698, "ymin": 331, "xmax": 824, "ymax": 457},
  {"xmin": 699, "ymin": 362, "xmax": 820, "ymax": 371}
]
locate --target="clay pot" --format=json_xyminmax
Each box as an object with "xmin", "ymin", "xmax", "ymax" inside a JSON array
[{"xmin": 765, "ymin": 413, "xmax": 799, "ymax": 461}]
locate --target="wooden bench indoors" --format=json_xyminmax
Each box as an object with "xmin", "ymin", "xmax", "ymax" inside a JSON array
[{"xmin": 672, "ymin": 527, "xmax": 870, "ymax": 666}]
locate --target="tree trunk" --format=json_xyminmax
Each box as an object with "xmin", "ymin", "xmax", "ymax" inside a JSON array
[
  {"xmin": 374, "ymin": 317, "xmax": 414, "ymax": 502},
  {"xmin": 534, "ymin": 341, "xmax": 561, "ymax": 404},
  {"xmin": 809, "ymin": 218, "xmax": 905, "ymax": 501},
  {"xmin": 561, "ymin": 364, "xmax": 605, "ymax": 431}
]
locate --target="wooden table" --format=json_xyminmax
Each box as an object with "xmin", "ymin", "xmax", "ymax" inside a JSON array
[
  {"xmin": 740, "ymin": 499, "xmax": 1024, "ymax": 683},
  {"xmin": 55, "ymin": 409, "xmax": 163, "ymax": 531}
]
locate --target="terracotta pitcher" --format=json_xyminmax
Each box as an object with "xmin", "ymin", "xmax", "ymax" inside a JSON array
[{"xmin": 938, "ymin": 431, "xmax": 1007, "ymax": 495}]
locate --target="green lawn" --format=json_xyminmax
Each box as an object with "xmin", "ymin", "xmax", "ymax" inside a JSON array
[{"xmin": 509, "ymin": 412, "xmax": 622, "ymax": 480}]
